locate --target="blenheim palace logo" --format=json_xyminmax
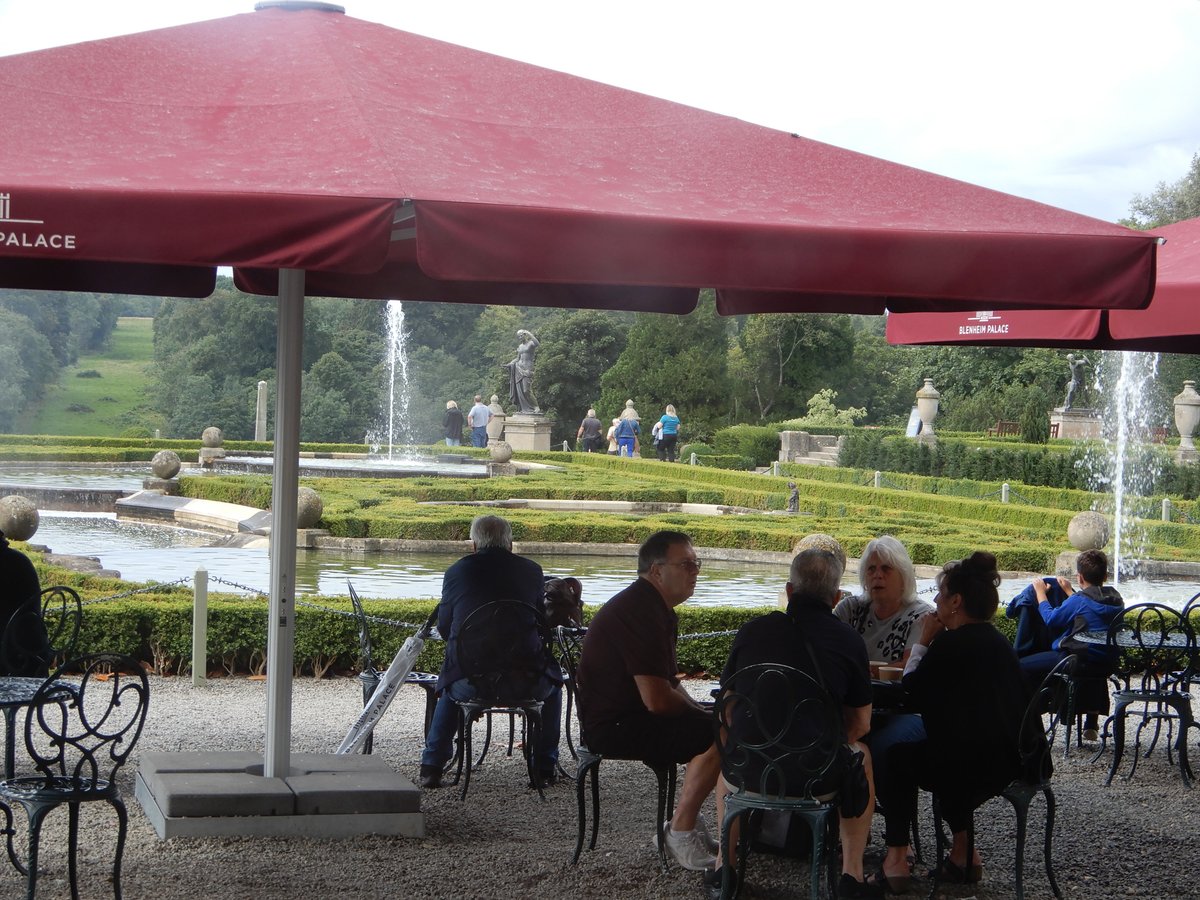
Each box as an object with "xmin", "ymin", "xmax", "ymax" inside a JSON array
[
  {"xmin": 958, "ymin": 311, "xmax": 1009, "ymax": 335},
  {"xmin": 0, "ymin": 194, "xmax": 77, "ymax": 251}
]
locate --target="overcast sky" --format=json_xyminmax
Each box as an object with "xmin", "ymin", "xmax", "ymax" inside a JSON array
[{"xmin": 2, "ymin": 0, "xmax": 1198, "ymax": 224}]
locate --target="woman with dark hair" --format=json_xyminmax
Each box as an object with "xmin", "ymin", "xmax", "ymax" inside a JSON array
[{"xmin": 876, "ymin": 552, "xmax": 1025, "ymax": 887}]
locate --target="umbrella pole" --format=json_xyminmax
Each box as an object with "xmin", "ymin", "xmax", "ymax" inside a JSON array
[{"xmin": 264, "ymin": 267, "xmax": 304, "ymax": 778}]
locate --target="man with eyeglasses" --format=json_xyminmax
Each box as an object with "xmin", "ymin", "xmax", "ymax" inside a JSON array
[{"xmin": 577, "ymin": 530, "xmax": 721, "ymax": 872}]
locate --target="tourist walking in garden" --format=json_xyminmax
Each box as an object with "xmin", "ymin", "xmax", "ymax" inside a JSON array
[
  {"xmin": 466, "ymin": 394, "xmax": 492, "ymax": 447},
  {"xmin": 878, "ymin": 552, "xmax": 1025, "ymax": 888},
  {"xmin": 605, "ymin": 418, "xmax": 620, "ymax": 455},
  {"xmin": 656, "ymin": 404, "xmax": 681, "ymax": 462},
  {"xmin": 442, "ymin": 400, "xmax": 464, "ymax": 446},
  {"xmin": 613, "ymin": 415, "xmax": 639, "ymax": 457},
  {"xmin": 576, "ymin": 408, "xmax": 604, "ymax": 452}
]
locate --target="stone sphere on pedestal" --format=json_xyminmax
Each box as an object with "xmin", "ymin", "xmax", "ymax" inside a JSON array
[
  {"xmin": 151, "ymin": 450, "xmax": 182, "ymax": 479},
  {"xmin": 1067, "ymin": 510, "xmax": 1109, "ymax": 551},
  {"xmin": 490, "ymin": 441, "xmax": 514, "ymax": 464},
  {"xmin": 0, "ymin": 495, "xmax": 39, "ymax": 541},
  {"xmin": 296, "ymin": 487, "xmax": 323, "ymax": 529},
  {"xmin": 201, "ymin": 426, "xmax": 224, "ymax": 448}
]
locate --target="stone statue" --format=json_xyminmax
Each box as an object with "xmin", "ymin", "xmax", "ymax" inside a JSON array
[
  {"xmin": 504, "ymin": 329, "xmax": 540, "ymax": 415},
  {"xmin": 787, "ymin": 482, "xmax": 799, "ymax": 513},
  {"xmin": 1064, "ymin": 354, "xmax": 1090, "ymax": 410}
]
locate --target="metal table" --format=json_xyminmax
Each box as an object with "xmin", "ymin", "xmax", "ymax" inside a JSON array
[
  {"xmin": 0, "ymin": 676, "xmax": 68, "ymax": 780},
  {"xmin": 1073, "ymin": 629, "xmax": 1195, "ymax": 786}
]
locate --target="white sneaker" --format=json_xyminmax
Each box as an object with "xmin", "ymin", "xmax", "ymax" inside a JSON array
[
  {"xmin": 695, "ymin": 813, "xmax": 720, "ymax": 855},
  {"xmin": 1083, "ymin": 727, "xmax": 1100, "ymax": 742},
  {"xmin": 659, "ymin": 821, "xmax": 717, "ymax": 871}
]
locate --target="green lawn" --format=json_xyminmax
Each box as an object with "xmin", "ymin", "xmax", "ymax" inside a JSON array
[{"xmin": 20, "ymin": 317, "xmax": 157, "ymax": 436}]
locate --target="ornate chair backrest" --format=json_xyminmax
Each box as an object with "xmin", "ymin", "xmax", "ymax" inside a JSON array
[
  {"xmin": 456, "ymin": 600, "xmax": 550, "ymax": 706},
  {"xmin": 1019, "ymin": 653, "xmax": 1075, "ymax": 785},
  {"xmin": 714, "ymin": 663, "xmax": 843, "ymax": 801},
  {"xmin": 41, "ymin": 586, "xmax": 83, "ymax": 664},
  {"xmin": 24, "ymin": 653, "xmax": 149, "ymax": 793},
  {"xmin": 554, "ymin": 625, "xmax": 587, "ymax": 715},
  {"xmin": 1107, "ymin": 602, "xmax": 1195, "ymax": 689}
]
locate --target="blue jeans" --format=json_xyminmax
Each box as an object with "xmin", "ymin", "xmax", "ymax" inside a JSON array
[
  {"xmin": 421, "ymin": 677, "xmax": 562, "ymax": 774},
  {"xmin": 471, "ymin": 426, "xmax": 488, "ymax": 447},
  {"xmin": 867, "ymin": 711, "xmax": 927, "ymax": 846}
]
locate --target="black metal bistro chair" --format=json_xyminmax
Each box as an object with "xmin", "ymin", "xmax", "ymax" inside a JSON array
[
  {"xmin": 0, "ymin": 652, "xmax": 149, "ymax": 900},
  {"xmin": 449, "ymin": 600, "xmax": 552, "ymax": 801},
  {"xmin": 554, "ymin": 625, "xmax": 677, "ymax": 869},
  {"xmin": 927, "ymin": 654, "xmax": 1073, "ymax": 900},
  {"xmin": 714, "ymin": 663, "xmax": 844, "ymax": 900},
  {"xmin": 1092, "ymin": 602, "xmax": 1195, "ymax": 786},
  {"xmin": 1, "ymin": 587, "xmax": 84, "ymax": 782}
]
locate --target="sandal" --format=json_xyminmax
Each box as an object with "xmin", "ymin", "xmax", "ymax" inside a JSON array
[{"xmin": 929, "ymin": 857, "xmax": 983, "ymax": 884}]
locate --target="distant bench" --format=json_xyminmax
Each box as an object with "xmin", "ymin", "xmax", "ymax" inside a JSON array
[{"xmin": 986, "ymin": 420, "xmax": 1020, "ymax": 437}]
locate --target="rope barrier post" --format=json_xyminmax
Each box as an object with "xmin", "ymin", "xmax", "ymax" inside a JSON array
[
  {"xmin": 1002, "ymin": 483, "xmax": 1010, "ymax": 504},
  {"xmin": 690, "ymin": 452, "xmax": 697, "ymax": 465},
  {"xmin": 874, "ymin": 471, "xmax": 882, "ymax": 489},
  {"xmin": 1163, "ymin": 498, "xmax": 1171, "ymax": 522},
  {"xmin": 193, "ymin": 567, "xmax": 208, "ymax": 687},
  {"xmin": 772, "ymin": 461, "xmax": 780, "ymax": 476}
]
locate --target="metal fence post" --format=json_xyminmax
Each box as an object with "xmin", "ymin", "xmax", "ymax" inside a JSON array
[
  {"xmin": 1002, "ymin": 483, "xmax": 1010, "ymax": 503},
  {"xmin": 193, "ymin": 567, "xmax": 208, "ymax": 687}
]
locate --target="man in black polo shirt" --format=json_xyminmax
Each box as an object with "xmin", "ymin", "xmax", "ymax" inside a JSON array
[
  {"xmin": 577, "ymin": 530, "xmax": 721, "ymax": 872},
  {"xmin": 716, "ymin": 548, "xmax": 881, "ymax": 899}
]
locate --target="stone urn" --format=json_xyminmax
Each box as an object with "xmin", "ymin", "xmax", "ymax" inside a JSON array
[
  {"xmin": 0, "ymin": 495, "xmax": 39, "ymax": 541},
  {"xmin": 490, "ymin": 441, "xmax": 514, "ymax": 464},
  {"xmin": 296, "ymin": 487, "xmax": 323, "ymax": 529},
  {"xmin": 1174, "ymin": 380, "xmax": 1200, "ymax": 464},
  {"xmin": 486, "ymin": 394, "xmax": 507, "ymax": 443},
  {"xmin": 151, "ymin": 449, "xmax": 182, "ymax": 480},
  {"xmin": 915, "ymin": 378, "xmax": 941, "ymax": 444},
  {"xmin": 1067, "ymin": 510, "xmax": 1109, "ymax": 551}
]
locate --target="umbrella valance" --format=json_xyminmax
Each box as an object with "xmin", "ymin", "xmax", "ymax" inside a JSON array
[
  {"xmin": 886, "ymin": 217, "xmax": 1200, "ymax": 353},
  {"xmin": 0, "ymin": 4, "xmax": 1159, "ymax": 313}
]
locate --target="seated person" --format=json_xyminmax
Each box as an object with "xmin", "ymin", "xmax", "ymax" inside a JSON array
[
  {"xmin": 577, "ymin": 530, "xmax": 721, "ymax": 873},
  {"xmin": 0, "ymin": 531, "xmax": 45, "ymax": 677},
  {"xmin": 418, "ymin": 515, "xmax": 562, "ymax": 789},
  {"xmin": 1006, "ymin": 548, "xmax": 1123, "ymax": 739},
  {"xmin": 882, "ymin": 552, "xmax": 1026, "ymax": 886},
  {"xmin": 716, "ymin": 548, "xmax": 881, "ymax": 900},
  {"xmin": 834, "ymin": 534, "xmax": 932, "ymax": 889}
]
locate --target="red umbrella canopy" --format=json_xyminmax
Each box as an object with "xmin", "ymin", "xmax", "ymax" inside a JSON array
[
  {"xmin": 0, "ymin": 2, "xmax": 1158, "ymax": 313},
  {"xmin": 886, "ymin": 216, "xmax": 1200, "ymax": 352}
]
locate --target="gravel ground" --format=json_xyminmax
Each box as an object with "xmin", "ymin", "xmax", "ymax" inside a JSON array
[{"xmin": 3, "ymin": 675, "xmax": 1195, "ymax": 900}]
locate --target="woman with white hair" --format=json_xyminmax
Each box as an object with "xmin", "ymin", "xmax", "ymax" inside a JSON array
[
  {"xmin": 442, "ymin": 400, "xmax": 464, "ymax": 447},
  {"xmin": 835, "ymin": 535, "xmax": 933, "ymax": 892}
]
